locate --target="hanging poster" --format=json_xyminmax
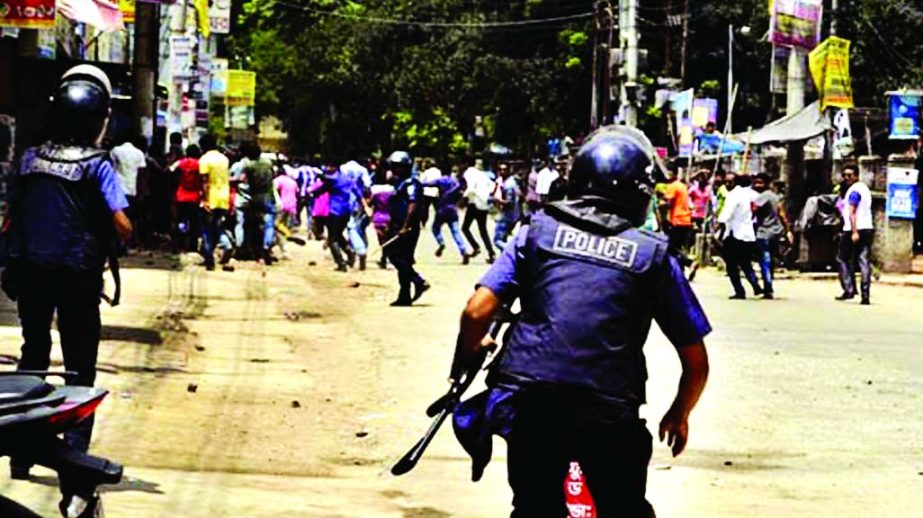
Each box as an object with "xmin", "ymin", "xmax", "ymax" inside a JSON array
[
  {"xmin": 0, "ymin": 0, "xmax": 55, "ymax": 29},
  {"xmin": 169, "ymin": 34, "xmax": 196, "ymax": 80},
  {"xmin": 210, "ymin": 58, "xmax": 229, "ymax": 97},
  {"xmin": 209, "ymin": 0, "xmax": 230, "ymax": 34},
  {"xmin": 885, "ymin": 167, "xmax": 919, "ymax": 220},
  {"xmin": 671, "ymin": 89, "xmax": 694, "ymax": 158},
  {"xmin": 808, "ymin": 36, "xmax": 853, "ymax": 111},
  {"xmin": 769, "ymin": 0, "xmax": 823, "ymax": 50},
  {"xmin": 888, "ymin": 94, "xmax": 921, "ymax": 140}
]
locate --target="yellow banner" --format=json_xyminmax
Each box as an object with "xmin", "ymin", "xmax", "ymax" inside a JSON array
[
  {"xmin": 809, "ymin": 36, "xmax": 854, "ymax": 111},
  {"xmin": 226, "ymin": 70, "xmax": 256, "ymax": 106},
  {"xmin": 119, "ymin": 0, "xmax": 134, "ymax": 24}
]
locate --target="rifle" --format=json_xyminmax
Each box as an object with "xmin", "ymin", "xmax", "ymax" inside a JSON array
[{"xmin": 390, "ymin": 317, "xmax": 507, "ymax": 476}]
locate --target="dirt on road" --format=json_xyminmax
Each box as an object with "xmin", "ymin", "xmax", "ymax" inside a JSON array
[{"xmin": 0, "ymin": 233, "xmax": 921, "ymax": 517}]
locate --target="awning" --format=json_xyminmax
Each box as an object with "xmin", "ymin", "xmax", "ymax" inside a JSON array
[{"xmin": 735, "ymin": 101, "xmax": 833, "ymax": 145}]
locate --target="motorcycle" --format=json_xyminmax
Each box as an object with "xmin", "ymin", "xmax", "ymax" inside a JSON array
[{"xmin": 0, "ymin": 371, "xmax": 123, "ymax": 517}]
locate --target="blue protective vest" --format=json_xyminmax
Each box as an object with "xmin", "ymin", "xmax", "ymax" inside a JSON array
[
  {"xmin": 494, "ymin": 207, "xmax": 670, "ymax": 414},
  {"xmin": 9, "ymin": 144, "xmax": 112, "ymax": 272}
]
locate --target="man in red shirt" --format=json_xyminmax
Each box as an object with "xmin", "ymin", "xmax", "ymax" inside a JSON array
[{"xmin": 661, "ymin": 172, "xmax": 694, "ymax": 269}]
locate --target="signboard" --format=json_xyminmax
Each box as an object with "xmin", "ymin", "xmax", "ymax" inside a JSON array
[
  {"xmin": 169, "ymin": 34, "xmax": 196, "ymax": 79},
  {"xmin": 886, "ymin": 167, "xmax": 919, "ymax": 220},
  {"xmin": 808, "ymin": 36, "xmax": 853, "ymax": 111},
  {"xmin": 209, "ymin": 0, "xmax": 230, "ymax": 34},
  {"xmin": 769, "ymin": 0, "xmax": 823, "ymax": 50},
  {"xmin": 0, "ymin": 0, "xmax": 55, "ymax": 29},
  {"xmin": 888, "ymin": 94, "xmax": 921, "ymax": 140},
  {"xmin": 226, "ymin": 70, "xmax": 256, "ymax": 107}
]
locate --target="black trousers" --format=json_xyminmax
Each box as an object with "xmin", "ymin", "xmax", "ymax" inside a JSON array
[
  {"xmin": 326, "ymin": 214, "xmax": 351, "ymax": 267},
  {"xmin": 16, "ymin": 266, "xmax": 103, "ymax": 456},
  {"xmin": 507, "ymin": 392, "xmax": 655, "ymax": 518},
  {"xmin": 388, "ymin": 230, "xmax": 424, "ymax": 300},
  {"xmin": 462, "ymin": 207, "xmax": 495, "ymax": 258},
  {"xmin": 667, "ymin": 225, "xmax": 693, "ymax": 268}
]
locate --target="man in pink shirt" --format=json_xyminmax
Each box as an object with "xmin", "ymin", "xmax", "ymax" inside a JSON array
[
  {"xmin": 274, "ymin": 170, "xmax": 299, "ymax": 229},
  {"xmin": 688, "ymin": 170, "xmax": 711, "ymax": 229}
]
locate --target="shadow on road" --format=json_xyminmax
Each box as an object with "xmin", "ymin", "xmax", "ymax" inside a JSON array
[
  {"xmin": 0, "ymin": 495, "xmax": 43, "ymax": 518},
  {"xmin": 100, "ymin": 325, "xmax": 164, "ymax": 346},
  {"xmin": 26, "ymin": 474, "xmax": 164, "ymax": 495}
]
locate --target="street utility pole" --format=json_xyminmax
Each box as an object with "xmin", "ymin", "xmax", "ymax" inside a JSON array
[
  {"xmin": 728, "ymin": 25, "xmax": 734, "ymax": 134},
  {"xmin": 133, "ymin": 2, "xmax": 158, "ymax": 140},
  {"xmin": 590, "ymin": 2, "xmax": 601, "ymax": 129},
  {"xmin": 623, "ymin": 0, "xmax": 639, "ymax": 127}
]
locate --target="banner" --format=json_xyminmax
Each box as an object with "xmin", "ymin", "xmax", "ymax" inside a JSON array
[
  {"xmin": 888, "ymin": 94, "xmax": 921, "ymax": 140},
  {"xmin": 226, "ymin": 70, "xmax": 256, "ymax": 107},
  {"xmin": 209, "ymin": 0, "xmax": 230, "ymax": 34},
  {"xmin": 808, "ymin": 36, "xmax": 853, "ymax": 111},
  {"xmin": 0, "ymin": 0, "xmax": 55, "ymax": 29},
  {"xmin": 886, "ymin": 167, "xmax": 919, "ymax": 220},
  {"xmin": 769, "ymin": 0, "xmax": 822, "ymax": 50},
  {"xmin": 119, "ymin": 0, "xmax": 134, "ymax": 23}
]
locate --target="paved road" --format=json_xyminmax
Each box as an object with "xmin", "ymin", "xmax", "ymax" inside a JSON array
[{"xmin": 0, "ymin": 229, "xmax": 920, "ymax": 517}]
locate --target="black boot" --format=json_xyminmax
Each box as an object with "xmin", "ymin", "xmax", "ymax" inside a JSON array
[{"xmin": 359, "ymin": 255, "xmax": 367, "ymax": 271}]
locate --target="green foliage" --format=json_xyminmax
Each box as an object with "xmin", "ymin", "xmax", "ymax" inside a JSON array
[
  {"xmin": 229, "ymin": 0, "xmax": 593, "ymax": 158},
  {"xmin": 699, "ymin": 80, "xmax": 721, "ymax": 98}
]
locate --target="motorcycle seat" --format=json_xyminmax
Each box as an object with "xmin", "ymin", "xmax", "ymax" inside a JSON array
[{"xmin": 0, "ymin": 376, "xmax": 54, "ymax": 404}]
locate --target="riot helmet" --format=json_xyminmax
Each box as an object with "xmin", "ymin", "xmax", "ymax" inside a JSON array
[
  {"xmin": 568, "ymin": 125, "xmax": 657, "ymax": 225},
  {"xmin": 387, "ymin": 150, "xmax": 413, "ymax": 179},
  {"xmin": 49, "ymin": 65, "xmax": 113, "ymax": 146}
]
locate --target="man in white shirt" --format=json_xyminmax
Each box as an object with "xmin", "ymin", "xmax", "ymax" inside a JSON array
[
  {"xmin": 462, "ymin": 160, "xmax": 496, "ymax": 262},
  {"xmin": 419, "ymin": 160, "xmax": 443, "ymax": 228},
  {"xmin": 535, "ymin": 162, "xmax": 560, "ymax": 202},
  {"xmin": 717, "ymin": 173, "xmax": 763, "ymax": 299},
  {"xmin": 836, "ymin": 165, "xmax": 874, "ymax": 305},
  {"xmin": 110, "ymin": 136, "xmax": 146, "ymax": 249},
  {"xmin": 110, "ymin": 136, "xmax": 145, "ymax": 199}
]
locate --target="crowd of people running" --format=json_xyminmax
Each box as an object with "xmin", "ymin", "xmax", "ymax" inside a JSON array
[{"xmin": 105, "ymin": 131, "xmax": 571, "ymax": 273}]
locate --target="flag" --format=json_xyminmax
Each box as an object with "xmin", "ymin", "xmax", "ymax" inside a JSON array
[{"xmin": 58, "ymin": 0, "xmax": 124, "ymax": 31}]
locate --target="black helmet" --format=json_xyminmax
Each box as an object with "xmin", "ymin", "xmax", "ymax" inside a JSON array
[
  {"xmin": 387, "ymin": 150, "xmax": 413, "ymax": 178},
  {"xmin": 568, "ymin": 126, "xmax": 656, "ymax": 225},
  {"xmin": 49, "ymin": 65, "xmax": 112, "ymax": 146}
]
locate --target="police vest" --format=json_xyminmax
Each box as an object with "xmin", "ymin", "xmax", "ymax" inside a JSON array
[
  {"xmin": 9, "ymin": 144, "xmax": 113, "ymax": 272},
  {"xmin": 495, "ymin": 210, "xmax": 670, "ymax": 413}
]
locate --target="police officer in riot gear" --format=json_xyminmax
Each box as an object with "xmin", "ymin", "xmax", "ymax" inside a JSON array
[
  {"xmin": 3, "ymin": 65, "xmax": 132, "ymax": 509},
  {"xmin": 386, "ymin": 151, "xmax": 430, "ymax": 306},
  {"xmin": 449, "ymin": 126, "xmax": 711, "ymax": 517}
]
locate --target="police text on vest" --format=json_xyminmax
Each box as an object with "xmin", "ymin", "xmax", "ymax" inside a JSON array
[{"xmin": 553, "ymin": 225, "xmax": 638, "ymax": 268}]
